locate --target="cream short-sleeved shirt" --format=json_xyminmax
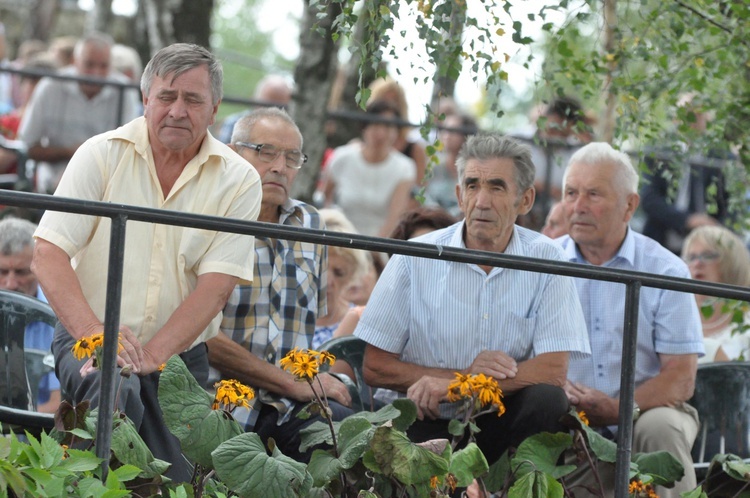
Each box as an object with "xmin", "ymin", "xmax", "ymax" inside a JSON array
[{"xmin": 35, "ymin": 116, "xmax": 262, "ymax": 347}]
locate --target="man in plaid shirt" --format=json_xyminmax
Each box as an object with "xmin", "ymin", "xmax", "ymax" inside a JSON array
[{"xmin": 206, "ymin": 107, "xmax": 352, "ymax": 461}]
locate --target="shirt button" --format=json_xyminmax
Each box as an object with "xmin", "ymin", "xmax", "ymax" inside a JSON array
[{"xmin": 483, "ymin": 313, "xmax": 489, "ymax": 319}]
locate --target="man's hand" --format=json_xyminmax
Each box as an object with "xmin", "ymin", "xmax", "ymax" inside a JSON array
[
  {"xmin": 564, "ymin": 380, "xmax": 618, "ymax": 427},
  {"xmin": 117, "ymin": 325, "xmax": 144, "ymax": 373},
  {"xmin": 465, "ymin": 350, "xmax": 518, "ymax": 380},
  {"xmin": 407, "ymin": 375, "xmax": 451, "ymax": 420},
  {"xmin": 288, "ymin": 372, "xmax": 352, "ymax": 408}
]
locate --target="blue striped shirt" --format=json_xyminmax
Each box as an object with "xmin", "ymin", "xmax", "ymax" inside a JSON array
[
  {"xmin": 355, "ymin": 221, "xmax": 590, "ymax": 418},
  {"xmin": 559, "ymin": 228, "xmax": 704, "ymax": 399}
]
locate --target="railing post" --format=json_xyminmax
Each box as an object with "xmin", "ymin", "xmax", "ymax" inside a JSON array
[
  {"xmin": 614, "ymin": 280, "xmax": 641, "ymax": 498},
  {"xmin": 96, "ymin": 214, "xmax": 128, "ymax": 478}
]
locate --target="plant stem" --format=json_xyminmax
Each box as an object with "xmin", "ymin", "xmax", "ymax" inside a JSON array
[
  {"xmin": 308, "ymin": 378, "xmax": 339, "ymax": 458},
  {"xmin": 575, "ymin": 431, "xmax": 606, "ymax": 498}
]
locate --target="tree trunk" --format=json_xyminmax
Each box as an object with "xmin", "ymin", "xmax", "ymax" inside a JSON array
[
  {"xmin": 86, "ymin": 0, "xmax": 114, "ymax": 34},
  {"xmin": 599, "ymin": 0, "xmax": 617, "ymax": 143},
  {"xmin": 23, "ymin": 0, "xmax": 59, "ymax": 43},
  {"xmin": 430, "ymin": 0, "xmax": 466, "ymax": 109},
  {"xmin": 326, "ymin": 10, "xmax": 382, "ymax": 149},
  {"xmin": 139, "ymin": 0, "xmax": 176, "ymax": 55},
  {"xmin": 289, "ymin": 0, "xmax": 342, "ymax": 204},
  {"xmin": 172, "ymin": 0, "xmax": 213, "ymax": 48}
]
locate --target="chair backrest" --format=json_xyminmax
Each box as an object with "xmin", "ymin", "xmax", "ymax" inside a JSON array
[
  {"xmin": 318, "ymin": 335, "xmax": 372, "ymax": 411},
  {"xmin": 0, "ymin": 289, "xmax": 57, "ymax": 410},
  {"xmin": 688, "ymin": 362, "xmax": 750, "ymax": 463}
]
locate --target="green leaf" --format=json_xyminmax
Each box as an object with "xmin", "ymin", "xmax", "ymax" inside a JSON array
[
  {"xmin": 306, "ymin": 417, "xmax": 373, "ymax": 487},
  {"xmin": 110, "ymin": 415, "xmax": 162, "ymax": 478},
  {"xmin": 57, "ymin": 448, "xmax": 102, "ymax": 472},
  {"xmin": 367, "ymin": 422, "xmax": 449, "ymax": 486},
  {"xmin": 632, "ymin": 450, "xmax": 684, "ymax": 486},
  {"xmin": 449, "ymin": 443, "xmax": 489, "ymax": 487},
  {"xmin": 681, "ymin": 488, "xmax": 708, "ymax": 498},
  {"xmin": 448, "ymin": 418, "xmax": 467, "ymax": 437},
  {"xmin": 508, "ymin": 470, "xmax": 560, "ymax": 498},
  {"xmin": 579, "ymin": 422, "xmax": 617, "ymax": 463},
  {"xmin": 512, "ymin": 432, "xmax": 576, "ymax": 479},
  {"xmin": 111, "ymin": 464, "xmax": 144, "ymax": 482},
  {"xmin": 484, "ymin": 450, "xmax": 511, "ymax": 493},
  {"xmin": 213, "ymin": 432, "xmax": 312, "ymax": 497},
  {"xmin": 300, "ymin": 404, "xmax": 404, "ymax": 452},
  {"xmin": 158, "ymin": 355, "xmax": 242, "ymax": 468},
  {"xmin": 391, "ymin": 398, "xmax": 417, "ymax": 432}
]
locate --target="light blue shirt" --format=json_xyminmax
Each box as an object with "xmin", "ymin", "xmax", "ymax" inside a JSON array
[
  {"xmin": 355, "ymin": 221, "xmax": 590, "ymax": 418},
  {"xmin": 558, "ymin": 228, "xmax": 704, "ymax": 399},
  {"xmin": 25, "ymin": 287, "xmax": 60, "ymax": 405}
]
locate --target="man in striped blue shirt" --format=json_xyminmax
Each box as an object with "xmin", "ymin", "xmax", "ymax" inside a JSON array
[
  {"xmin": 355, "ymin": 134, "xmax": 590, "ymax": 464},
  {"xmin": 558, "ymin": 142, "xmax": 703, "ymax": 498}
]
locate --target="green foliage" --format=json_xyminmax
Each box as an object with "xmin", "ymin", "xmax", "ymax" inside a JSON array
[{"xmin": 158, "ymin": 355, "xmax": 242, "ymax": 469}]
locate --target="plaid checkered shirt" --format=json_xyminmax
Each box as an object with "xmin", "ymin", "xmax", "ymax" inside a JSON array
[{"xmin": 219, "ymin": 198, "xmax": 327, "ymax": 431}]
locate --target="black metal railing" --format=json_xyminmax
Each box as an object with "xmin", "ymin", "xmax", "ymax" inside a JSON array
[{"xmin": 1, "ymin": 189, "xmax": 749, "ymax": 497}]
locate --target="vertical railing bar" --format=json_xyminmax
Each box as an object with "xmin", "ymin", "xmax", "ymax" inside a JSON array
[
  {"xmin": 116, "ymin": 85, "xmax": 124, "ymax": 127},
  {"xmin": 614, "ymin": 280, "xmax": 641, "ymax": 498},
  {"xmin": 95, "ymin": 214, "xmax": 127, "ymax": 478}
]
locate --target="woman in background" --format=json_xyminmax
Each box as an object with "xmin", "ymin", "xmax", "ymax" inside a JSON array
[
  {"xmin": 313, "ymin": 209, "xmax": 369, "ymax": 349},
  {"xmin": 323, "ymin": 99, "xmax": 417, "ymax": 237},
  {"xmin": 682, "ymin": 225, "xmax": 750, "ymax": 363}
]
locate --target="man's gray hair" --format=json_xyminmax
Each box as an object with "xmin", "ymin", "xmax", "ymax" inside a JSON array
[
  {"xmin": 563, "ymin": 142, "xmax": 639, "ymax": 194},
  {"xmin": 0, "ymin": 218, "xmax": 37, "ymax": 256},
  {"xmin": 231, "ymin": 107, "xmax": 303, "ymax": 148},
  {"xmin": 141, "ymin": 43, "xmax": 223, "ymax": 106},
  {"xmin": 73, "ymin": 32, "xmax": 114, "ymax": 61},
  {"xmin": 456, "ymin": 134, "xmax": 535, "ymax": 192}
]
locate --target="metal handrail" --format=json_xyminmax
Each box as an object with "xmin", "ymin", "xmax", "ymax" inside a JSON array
[{"xmin": 2, "ymin": 189, "xmax": 748, "ymax": 495}]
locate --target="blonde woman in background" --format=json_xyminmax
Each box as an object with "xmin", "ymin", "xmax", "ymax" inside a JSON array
[
  {"xmin": 368, "ymin": 77, "xmax": 428, "ymax": 183},
  {"xmin": 682, "ymin": 225, "xmax": 750, "ymax": 363},
  {"xmin": 313, "ymin": 209, "xmax": 369, "ymax": 349}
]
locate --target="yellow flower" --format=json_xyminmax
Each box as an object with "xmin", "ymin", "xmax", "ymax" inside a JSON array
[
  {"xmin": 430, "ymin": 475, "xmax": 439, "ymax": 489},
  {"xmin": 212, "ymin": 379, "xmax": 255, "ymax": 411},
  {"xmin": 281, "ymin": 348, "xmax": 327, "ymax": 380},
  {"xmin": 578, "ymin": 410, "xmax": 590, "ymax": 426},
  {"xmin": 318, "ymin": 350, "xmax": 336, "ymax": 366},
  {"xmin": 446, "ymin": 372, "xmax": 505, "ymax": 416},
  {"xmin": 291, "ymin": 353, "xmax": 320, "ymax": 380},
  {"xmin": 71, "ymin": 332, "xmax": 123, "ymax": 361},
  {"xmin": 447, "ymin": 372, "xmax": 473, "ymax": 402},
  {"xmin": 157, "ymin": 363, "xmax": 166, "ymax": 372}
]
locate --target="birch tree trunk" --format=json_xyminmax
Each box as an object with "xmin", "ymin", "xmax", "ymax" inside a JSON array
[
  {"xmin": 599, "ymin": 0, "xmax": 617, "ymax": 143},
  {"xmin": 289, "ymin": 0, "xmax": 342, "ymax": 203}
]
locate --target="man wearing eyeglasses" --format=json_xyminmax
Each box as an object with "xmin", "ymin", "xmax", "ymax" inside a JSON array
[
  {"xmin": 557, "ymin": 142, "xmax": 703, "ymax": 498},
  {"xmin": 206, "ymin": 107, "xmax": 352, "ymax": 462}
]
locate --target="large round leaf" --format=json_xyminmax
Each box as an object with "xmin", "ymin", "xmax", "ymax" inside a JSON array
[{"xmin": 212, "ymin": 432, "xmax": 312, "ymax": 497}]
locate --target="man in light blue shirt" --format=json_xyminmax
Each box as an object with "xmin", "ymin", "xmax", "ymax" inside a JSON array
[
  {"xmin": 355, "ymin": 134, "xmax": 590, "ymax": 465},
  {"xmin": 558, "ymin": 142, "xmax": 703, "ymax": 498}
]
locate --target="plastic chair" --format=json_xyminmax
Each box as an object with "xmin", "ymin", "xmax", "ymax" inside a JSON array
[
  {"xmin": 318, "ymin": 335, "xmax": 374, "ymax": 412},
  {"xmin": 687, "ymin": 362, "xmax": 750, "ymax": 472},
  {"xmin": 0, "ymin": 289, "xmax": 57, "ymax": 435}
]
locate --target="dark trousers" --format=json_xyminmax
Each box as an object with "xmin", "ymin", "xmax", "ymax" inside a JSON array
[
  {"xmin": 52, "ymin": 323, "xmax": 208, "ymax": 482},
  {"xmin": 407, "ymin": 384, "xmax": 570, "ymax": 464},
  {"xmin": 253, "ymin": 399, "xmax": 354, "ymax": 462}
]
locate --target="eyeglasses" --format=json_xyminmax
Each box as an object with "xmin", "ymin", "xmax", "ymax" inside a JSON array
[
  {"xmin": 235, "ymin": 142, "xmax": 308, "ymax": 170},
  {"xmin": 684, "ymin": 252, "xmax": 720, "ymax": 264}
]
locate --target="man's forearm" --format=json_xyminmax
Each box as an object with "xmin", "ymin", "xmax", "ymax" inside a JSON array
[
  {"xmin": 206, "ymin": 332, "xmax": 303, "ymax": 396},
  {"xmin": 362, "ymin": 344, "xmax": 457, "ymax": 393},
  {"xmin": 634, "ymin": 354, "xmax": 697, "ymax": 412},
  {"xmin": 28, "ymin": 144, "xmax": 77, "ymax": 163},
  {"xmin": 499, "ymin": 352, "xmax": 568, "ymax": 394},
  {"xmin": 32, "ymin": 238, "xmax": 102, "ymax": 340}
]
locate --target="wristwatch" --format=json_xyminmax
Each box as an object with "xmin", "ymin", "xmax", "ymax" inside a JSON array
[{"xmin": 632, "ymin": 402, "xmax": 641, "ymax": 422}]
